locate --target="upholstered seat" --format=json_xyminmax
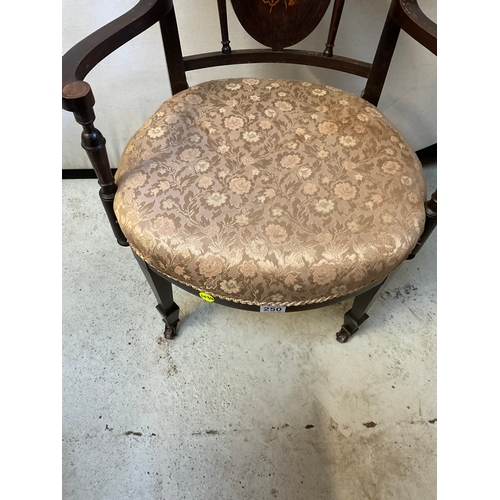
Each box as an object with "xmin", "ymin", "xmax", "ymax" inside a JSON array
[{"xmin": 114, "ymin": 78, "xmax": 426, "ymax": 306}]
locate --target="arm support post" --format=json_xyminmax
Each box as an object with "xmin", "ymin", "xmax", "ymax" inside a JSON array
[
  {"xmin": 64, "ymin": 82, "xmax": 128, "ymax": 246},
  {"xmin": 159, "ymin": 5, "xmax": 189, "ymax": 95},
  {"xmin": 362, "ymin": 8, "xmax": 401, "ymax": 106},
  {"xmin": 363, "ymin": 0, "xmax": 436, "ymax": 106}
]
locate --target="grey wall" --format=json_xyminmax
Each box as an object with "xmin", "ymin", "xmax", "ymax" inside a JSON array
[{"xmin": 62, "ymin": 0, "xmax": 436, "ymax": 170}]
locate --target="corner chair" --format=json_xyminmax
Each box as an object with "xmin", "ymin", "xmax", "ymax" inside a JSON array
[{"xmin": 62, "ymin": 0, "xmax": 437, "ymax": 342}]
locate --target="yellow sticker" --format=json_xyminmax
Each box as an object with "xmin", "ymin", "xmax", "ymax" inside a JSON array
[{"xmin": 199, "ymin": 292, "xmax": 215, "ymax": 303}]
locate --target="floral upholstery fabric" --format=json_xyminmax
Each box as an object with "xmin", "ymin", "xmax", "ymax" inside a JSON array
[{"xmin": 114, "ymin": 78, "xmax": 426, "ymax": 306}]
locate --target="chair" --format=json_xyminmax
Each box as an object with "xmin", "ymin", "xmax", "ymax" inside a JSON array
[{"xmin": 62, "ymin": 0, "xmax": 437, "ymax": 343}]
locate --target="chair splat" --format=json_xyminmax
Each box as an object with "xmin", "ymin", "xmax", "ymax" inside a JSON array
[{"xmin": 230, "ymin": 0, "xmax": 332, "ymax": 51}]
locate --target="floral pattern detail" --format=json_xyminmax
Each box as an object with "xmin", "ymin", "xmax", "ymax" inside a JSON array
[
  {"xmin": 280, "ymin": 154, "xmax": 301, "ymax": 169},
  {"xmin": 206, "ymin": 192, "xmax": 227, "ymax": 207},
  {"xmin": 242, "ymin": 131, "xmax": 261, "ymax": 143},
  {"xmin": 265, "ymin": 224, "xmax": 288, "ymax": 244},
  {"xmin": 274, "ymin": 101, "xmax": 293, "ymax": 112},
  {"xmin": 318, "ymin": 121, "xmax": 338, "ymax": 135},
  {"xmin": 147, "ymin": 127, "xmax": 164, "ymax": 139},
  {"xmin": 315, "ymin": 199, "xmax": 335, "ymax": 214},
  {"xmin": 224, "ymin": 116, "xmax": 245, "ymax": 130},
  {"xmin": 229, "ymin": 177, "xmax": 252, "ymax": 195},
  {"xmin": 262, "ymin": 0, "xmax": 300, "ymax": 13},
  {"xmin": 334, "ymin": 182, "xmax": 358, "ymax": 201},
  {"xmin": 199, "ymin": 255, "xmax": 225, "ymax": 278},
  {"xmin": 312, "ymin": 261, "xmax": 338, "ymax": 285},
  {"xmin": 382, "ymin": 160, "xmax": 402, "ymax": 174},
  {"xmin": 339, "ymin": 136, "xmax": 357, "ymax": 147},
  {"xmin": 114, "ymin": 78, "xmax": 426, "ymax": 306}
]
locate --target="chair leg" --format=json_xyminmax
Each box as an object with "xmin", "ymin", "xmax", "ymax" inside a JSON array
[
  {"xmin": 133, "ymin": 252, "xmax": 180, "ymax": 339},
  {"xmin": 336, "ymin": 278, "xmax": 388, "ymax": 343}
]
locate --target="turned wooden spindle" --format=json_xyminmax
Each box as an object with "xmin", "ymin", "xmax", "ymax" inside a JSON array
[
  {"xmin": 63, "ymin": 81, "xmax": 128, "ymax": 246},
  {"xmin": 323, "ymin": 0, "xmax": 346, "ymax": 57},
  {"xmin": 217, "ymin": 0, "xmax": 232, "ymax": 54}
]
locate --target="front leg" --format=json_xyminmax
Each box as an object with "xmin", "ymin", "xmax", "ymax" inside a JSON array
[
  {"xmin": 133, "ymin": 252, "xmax": 180, "ymax": 339},
  {"xmin": 336, "ymin": 278, "xmax": 388, "ymax": 343}
]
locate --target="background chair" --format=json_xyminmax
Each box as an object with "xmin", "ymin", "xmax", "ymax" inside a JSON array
[{"xmin": 62, "ymin": 0, "xmax": 436, "ymax": 342}]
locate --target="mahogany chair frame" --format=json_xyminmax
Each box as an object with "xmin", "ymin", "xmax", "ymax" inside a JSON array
[{"xmin": 62, "ymin": 0, "xmax": 437, "ymax": 342}]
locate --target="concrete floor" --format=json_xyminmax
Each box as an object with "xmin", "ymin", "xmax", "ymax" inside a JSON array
[{"xmin": 62, "ymin": 165, "xmax": 436, "ymax": 500}]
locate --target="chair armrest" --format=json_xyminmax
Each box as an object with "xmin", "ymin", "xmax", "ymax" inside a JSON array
[
  {"xmin": 62, "ymin": 0, "xmax": 172, "ymax": 112},
  {"xmin": 393, "ymin": 0, "xmax": 437, "ymax": 55}
]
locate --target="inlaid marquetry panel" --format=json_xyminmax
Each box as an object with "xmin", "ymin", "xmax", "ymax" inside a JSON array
[{"xmin": 230, "ymin": 0, "xmax": 332, "ymax": 50}]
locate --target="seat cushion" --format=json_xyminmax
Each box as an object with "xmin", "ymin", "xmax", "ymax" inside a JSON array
[{"xmin": 114, "ymin": 78, "xmax": 426, "ymax": 306}]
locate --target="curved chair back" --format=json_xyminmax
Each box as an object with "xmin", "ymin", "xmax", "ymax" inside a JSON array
[{"xmin": 159, "ymin": 0, "xmax": 436, "ymax": 105}]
